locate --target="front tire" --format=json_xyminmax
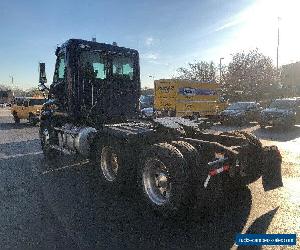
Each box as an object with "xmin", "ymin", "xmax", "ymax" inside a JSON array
[
  {"xmin": 91, "ymin": 137, "xmax": 133, "ymax": 193},
  {"xmin": 259, "ymin": 123, "xmax": 266, "ymax": 129},
  {"xmin": 237, "ymin": 117, "xmax": 247, "ymax": 126},
  {"xmin": 39, "ymin": 120, "xmax": 58, "ymax": 160}
]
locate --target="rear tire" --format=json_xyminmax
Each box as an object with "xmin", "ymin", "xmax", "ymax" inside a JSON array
[
  {"xmin": 13, "ymin": 113, "xmax": 20, "ymax": 124},
  {"xmin": 170, "ymin": 140, "xmax": 202, "ymax": 207},
  {"xmin": 29, "ymin": 114, "xmax": 38, "ymax": 126},
  {"xmin": 139, "ymin": 143, "xmax": 189, "ymax": 217}
]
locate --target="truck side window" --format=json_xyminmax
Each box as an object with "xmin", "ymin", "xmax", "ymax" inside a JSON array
[
  {"xmin": 93, "ymin": 62, "xmax": 106, "ymax": 79},
  {"xmin": 23, "ymin": 100, "xmax": 29, "ymax": 107},
  {"xmin": 58, "ymin": 57, "xmax": 66, "ymax": 79}
]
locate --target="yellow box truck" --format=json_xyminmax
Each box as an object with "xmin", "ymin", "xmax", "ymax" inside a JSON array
[{"xmin": 154, "ymin": 79, "xmax": 227, "ymax": 118}]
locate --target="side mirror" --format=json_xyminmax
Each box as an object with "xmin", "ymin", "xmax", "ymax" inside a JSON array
[
  {"xmin": 38, "ymin": 84, "xmax": 47, "ymax": 92},
  {"xmin": 38, "ymin": 62, "xmax": 50, "ymax": 92},
  {"xmin": 39, "ymin": 62, "xmax": 47, "ymax": 84}
]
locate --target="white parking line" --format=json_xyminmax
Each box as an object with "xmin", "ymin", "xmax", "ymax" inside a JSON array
[
  {"xmin": 42, "ymin": 159, "xmax": 90, "ymax": 175},
  {"xmin": 0, "ymin": 151, "xmax": 43, "ymax": 160}
]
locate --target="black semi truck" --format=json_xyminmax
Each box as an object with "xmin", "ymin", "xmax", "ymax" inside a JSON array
[{"xmin": 38, "ymin": 39, "xmax": 283, "ymax": 217}]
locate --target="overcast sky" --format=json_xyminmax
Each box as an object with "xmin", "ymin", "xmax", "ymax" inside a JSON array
[{"xmin": 0, "ymin": 0, "xmax": 299, "ymax": 89}]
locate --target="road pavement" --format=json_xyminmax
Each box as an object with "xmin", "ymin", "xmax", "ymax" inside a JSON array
[{"xmin": 0, "ymin": 108, "xmax": 299, "ymax": 249}]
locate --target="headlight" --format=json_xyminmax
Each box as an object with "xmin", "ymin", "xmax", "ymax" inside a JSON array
[{"xmin": 215, "ymin": 152, "xmax": 225, "ymax": 159}]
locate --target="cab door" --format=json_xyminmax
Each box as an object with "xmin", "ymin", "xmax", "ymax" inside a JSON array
[
  {"xmin": 19, "ymin": 99, "xmax": 29, "ymax": 119},
  {"xmin": 12, "ymin": 98, "xmax": 23, "ymax": 118},
  {"xmin": 295, "ymin": 100, "xmax": 300, "ymax": 124}
]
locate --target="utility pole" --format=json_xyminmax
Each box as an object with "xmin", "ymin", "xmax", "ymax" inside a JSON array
[
  {"xmin": 219, "ymin": 57, "xmax": 224, "ymax": 83},
  {"xmin": 276, "ymin": 17, "xmax": 281, "ymax": 71}
]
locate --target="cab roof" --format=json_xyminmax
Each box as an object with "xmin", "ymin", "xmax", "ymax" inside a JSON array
[
  {"xmin": 235, "ymin": 101, "xmax": 257, "ymax": 104},
  {"xmin": 14, "ymin": 96, "xmax": 44, "ymax": 100},
  {"xmin": 59, "ymin": 39, "xmax": 139, "ymax": 55},
  {"xmin": 274, "ymin": 98, "xmax": 296, "ymax": 101}
]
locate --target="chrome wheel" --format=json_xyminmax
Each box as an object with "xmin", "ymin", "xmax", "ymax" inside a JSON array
[
  {"xmin": 142, "ymin": 158, "xmax": 171, "ymax": 206},
  {"xmin": 101, "ymin": 146, "xmax": 119, "ymax": 182},
  {"xmin": 29, "ymin": 114, "xmax": 36, "ymax": 125},
  {"xmin": 42, "ymin": 128, "xmax": 50, "ymax": 146}
]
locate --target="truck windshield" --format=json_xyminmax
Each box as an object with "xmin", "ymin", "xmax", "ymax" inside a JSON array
[
  {"xmin": 29, "ymin": 99, "xmax": 46, "ymax": 106},
  {"xmin": 80, "ymin": 51, "xmax": 107, "ymax": 80},
  {"xmin": 227, "ymin": 102, "xmax": 250, "ymax": 110},
  {"xmin": 112, "ymin": 56, "xmax": 134, "ymax": 80},
  {"xmin": 269, "ymin": 100, "xmax": 295, "ymax": 109}
]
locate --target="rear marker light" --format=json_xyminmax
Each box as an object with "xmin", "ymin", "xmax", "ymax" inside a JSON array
[{"xmin": 204, "ymin": 164, "xmax": 230, "ymax": 188}]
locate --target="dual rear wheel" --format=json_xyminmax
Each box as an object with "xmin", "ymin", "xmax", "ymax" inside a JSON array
[{"xmin": 92, "ymin": 139, "xmax": 202, "ymax": 217}]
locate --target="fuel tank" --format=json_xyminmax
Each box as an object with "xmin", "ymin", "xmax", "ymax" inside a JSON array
[{"xmin": 59, "ymin": 123, "xmax": 97, "ymax": 156}]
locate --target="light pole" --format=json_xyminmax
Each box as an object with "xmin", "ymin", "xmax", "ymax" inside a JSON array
[
  {"xmin": 149, "ymin": 75, "xmax": 155, "ymax": 85},
  {"xmin": 219, "ymin": 57, "xmax": 224, "ymax": 83},
  {"xmin": 9, "ymin": 75, "xmax": 14, "ymax": 97}
]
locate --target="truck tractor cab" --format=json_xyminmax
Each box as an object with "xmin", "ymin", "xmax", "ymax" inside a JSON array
[
  {"xmin": 38, "ymin": 39, "xmax": 283, "ymax": 218},
  {"xmin": 44, "ymin": 39, "xmax": 140, "ymax": 126}
]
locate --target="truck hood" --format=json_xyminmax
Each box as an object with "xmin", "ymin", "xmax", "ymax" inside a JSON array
[
  {"xmin": 261, "ymin": 108, "xmax": 293, "ymax": 116},
  {"xmin": 221, "ymin": 109, "xmax": 245, "ymax": 116}
]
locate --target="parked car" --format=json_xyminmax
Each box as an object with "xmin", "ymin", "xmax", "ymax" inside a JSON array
[
  {"xmin": 141, "ymin": 107, "xmax": 154, "ymax": 118},
  {"xmin": 0, "ymin": 103, "xmax": 11, "ymax": 108},
  {"xmin": 140, "ymin": 95, "xmax": 154, "ymax": 109},
  {"xmin": 219, "ymin": 102, "xmax": 261, "ymax": 126},
  {"xmin": 11, "ymin": 97, "xmax": 46, "ymax": 125},
  {"xmin": 259, "ymin": 98, "xmax": 299, "ymax": 128}
]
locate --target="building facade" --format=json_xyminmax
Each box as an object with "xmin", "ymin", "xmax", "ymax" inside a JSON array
[
  {"xmin": 281, "ymin": 61, "xmax": 300, "ymax": 85},
  {"xmin": 281, "ymin": 61, "xmax": 300, "ymax": 95}
]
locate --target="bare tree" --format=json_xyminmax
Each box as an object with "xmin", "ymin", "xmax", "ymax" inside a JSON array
[
  {"xmin": 25, "ymin": 87, "xmax": 44, "ymax": 97},
  {"xmin": 141, "ymin": 87, "xmax": 154, "ymax": 96},
  {"xmin": 0, "ymin": 84, "xmax": 9, "ymax": 91},
  {"xmin": 224, "ymin": 49, "xmax": 278, "ymax": 101},
  {"xmin": 175, "ymin": 61, "xmax": 216, "ymax": 82}
]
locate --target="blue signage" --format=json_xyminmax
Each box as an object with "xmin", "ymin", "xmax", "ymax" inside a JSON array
[{"xmin": 178, "ymin": 87, "xmax": 216, "ymax": 96}]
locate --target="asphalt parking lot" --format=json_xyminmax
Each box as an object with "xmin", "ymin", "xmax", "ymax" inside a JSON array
[{"xmin": 0, "ymin": 107, "xmax": 299, "ymax": 249}]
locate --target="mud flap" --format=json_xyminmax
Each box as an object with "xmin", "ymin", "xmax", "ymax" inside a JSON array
[{"xmin": 261, "ymin": 146, "xmax": 283, "ymax": 191}]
